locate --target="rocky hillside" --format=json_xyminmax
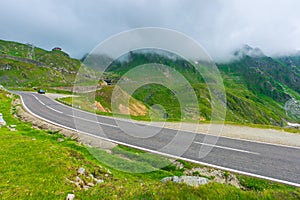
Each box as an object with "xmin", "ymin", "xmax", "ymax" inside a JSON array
[
  {"xmin": 220, "ymin": 46, "xmax": 300, "ymax": 102},
  {"xmin": 0, "ymin": 39, "xmax": 95, "ymax": 87}
]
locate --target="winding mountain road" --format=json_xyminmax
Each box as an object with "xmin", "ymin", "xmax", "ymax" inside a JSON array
[{"xmin": 17, "ymin": 92, "xmax": 300, "ymax": 187}]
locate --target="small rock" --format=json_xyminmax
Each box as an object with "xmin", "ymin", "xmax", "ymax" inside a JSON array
[
  {"xmin": 66, "ymin": 177, "xmax": 74, "ymax": 184},
  {"xmin": 161, "ymin": 177, "xmax": 173, "ymax": 183},
  {"xmin": 0, "ymin": 113, "xmax": 6, "ymax": 126},
  {"xmin": 95, "ymin": 179, "xmax": 104, "ymax": 184},
  {"xmin": 172, "ymin": 176, "xmax": 181, "ymax": 183},
  {"xmin": 181, "ymin": 176, "xmax": 209, "ymax": 186},
  {"xmin": 184, "ymin": 167, "xmax": 242, "ymax": 188},
  {"xmin": 57, "ymin": 138, "xmax": 64, "ymax": 143},
  {"xmin": 170, "ymin": 160, "xmax": 184, "ymax": 169},
  {"xmin": 75, "ymin": 176, "xmax": 83, "ymax": 183},
  {"xmin": 8, "ymin": 125, "xmax": 16, "ymax": 131},
  {"xmin": 78, "ymin": 167, "xmax": 85, "ymax": 175},
  {"xmin": 226, "ymin": 174, "xmax": 241, "ymax": 188},
  {"xmin": 66, "ymin": 193, "xmax": 75, "ymax": 200},
  {"xmin": 83, "ymin": 185, "xmax": 90, "ymax": 191},
  {"xmin": 87, "ymin": 182, "xmax": 94, "ymax": 187},
  {"xmin": 74, "ymin": 182, "xmax": 81, "ymax": 188},
  {"xmin": 161, "ymin": 176, "xmax": 209, "ymax": 187}
]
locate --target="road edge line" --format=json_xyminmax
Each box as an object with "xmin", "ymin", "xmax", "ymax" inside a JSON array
[{"xmin": 18, "ymin": 94, "xmax": 300, "ymax": 188}]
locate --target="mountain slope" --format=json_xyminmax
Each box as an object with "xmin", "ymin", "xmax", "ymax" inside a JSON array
[
  {"xmin": 1, "ymin": 39, "xmax": 299, "ymax": 126},
  {"xmin": 218, "ymin": 46, "xmax": 300, "ymax": 125},
  {"xmin": 90, "ymin": 48, "xmax": 300, "ymax": 125},
  {"xmin": 219, "ymin": 58, "xmax": 299, "ymax": 102},
  {"xmin": 0, "ymin": 39, "xmax": 95, "ymax": 87}
]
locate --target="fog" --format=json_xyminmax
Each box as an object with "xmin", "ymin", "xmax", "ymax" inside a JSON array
[{"xmin": 0, "ymin": 0, "xmax": 299, "ymax": 62}]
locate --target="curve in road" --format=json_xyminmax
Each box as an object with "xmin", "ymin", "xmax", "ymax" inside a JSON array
[{"xmin": 18, "ymin": 92, "xmax": 300, "ymax": 187}]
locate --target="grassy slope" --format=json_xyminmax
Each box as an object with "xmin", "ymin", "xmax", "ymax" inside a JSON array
[
  {"xmin": 66, "ymin": 72, "xmax": 291, "ymax": 126},
  {"xmin": 221, "ymin": 70, "xmax": 287, "ymax": 125},
  {"xmin": 84, "ymin": 50, "xmax": 298, "ymax": 126},
  {"xmin": 1, "ymin": 90, "xmax": 300, "ymax": 199},
  {"xmin": 1, "ymin": 39, "xmax": 298, "ymax": 126},
  {"xmin": 0, "ymin": 39, "xmax": 94, "ymax": 88}
]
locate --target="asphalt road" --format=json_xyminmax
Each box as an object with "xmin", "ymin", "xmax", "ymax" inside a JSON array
[{"xmin": 18, "ymin": 92, "xmax": 300, "ymax": 187}]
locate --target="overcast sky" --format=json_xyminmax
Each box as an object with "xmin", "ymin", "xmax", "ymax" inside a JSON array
[{"xmin": 0, "ymin": 0, "xmax": 300, "ymax": 61}]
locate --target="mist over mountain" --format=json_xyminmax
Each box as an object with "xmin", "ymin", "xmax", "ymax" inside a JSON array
[
  {"xmin": 1, "ymin": 0, "xmax": 300, "ymax": 62},
  {"xmin": 232, "ymin": 45, "xmax": 265, "ymax": 60},
  {"xmin": 84, "ymin": 46, "xmax": 300, "ymax": 125},
  {"xmin": 1, "ymin": 38, "xmax": 300, "ymax": 126}
]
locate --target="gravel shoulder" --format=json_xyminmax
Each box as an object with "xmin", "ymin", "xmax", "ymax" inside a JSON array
[{"xmin": 147, "ymin": 121, "xmax": 300, "ymax": 147}]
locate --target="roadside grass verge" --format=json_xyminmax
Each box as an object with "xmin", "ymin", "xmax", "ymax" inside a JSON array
[{"xmin": 0, "ymin": 90, "xmax": 300, "ymax": 199}]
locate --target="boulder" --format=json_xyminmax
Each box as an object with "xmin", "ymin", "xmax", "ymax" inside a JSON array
[
  {"xmin": 66, "ymin": 194, "xmax": 75, "ymax": 200},
  {"xmin": 161, "ymin": 176, "xmax": 209, "ymax": 187}
]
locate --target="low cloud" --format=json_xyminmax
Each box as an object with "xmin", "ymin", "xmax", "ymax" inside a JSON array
[{"xmin": 0, "ymin": 0, "xmax": 299, "ymax": 62}]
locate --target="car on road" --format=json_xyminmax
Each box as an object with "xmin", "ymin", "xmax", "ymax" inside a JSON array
[{"xmin": 37, "ymin": 89, "xmax": 46, "ymax": 94}]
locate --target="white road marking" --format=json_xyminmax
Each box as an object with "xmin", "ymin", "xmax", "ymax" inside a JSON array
[
  {"xmin": 194, "ymin": 141, "xmax": 260, "ymax": 155},
  {"xmin": 46, "ymin": 105, "xmax": 63, "ymax": 114},
  {"xmin": 53, "ymin": 93, "xmax": 300, "ymax": 150},
  {"xmin": 33, "ymin": 95, "xmax": 45, "ymax": 105},
  {"xmin": 18, "ymin": 93, "xmax": 300, "ymax": 187},
  {"xmin": 32, "ymin": 93, "xmax": 299, "ymax": 155},
  {"xmin": 33, "ymin": 92, "xmax": 260, "ymax": 155},
  {"xmin": 33, "ymin": 94, "xmax": 63, "ymax": 114},
  {"xmin": 67, "ymin": 114, "xmax": 119, "ymax": 128},
  {"xmin": 32, "ymin": 94, "xmax": 117, "ymax": 128}
]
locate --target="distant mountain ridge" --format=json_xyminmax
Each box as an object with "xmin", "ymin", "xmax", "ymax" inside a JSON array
[
  {"xmin": 92, "ymin": 47, "xmax": 300, "ymax": 125},
  {"xmin": 233, "ymin": 44, "xmax": 265, "ymax": 58},
  {"xmin": 1, "ymin": 38, "xmax": 300, "ymax": 126}
]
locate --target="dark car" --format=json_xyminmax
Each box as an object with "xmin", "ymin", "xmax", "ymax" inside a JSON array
[{"xmin": 37, "ymin": 89, "xmax": 46, "ymax": 94}]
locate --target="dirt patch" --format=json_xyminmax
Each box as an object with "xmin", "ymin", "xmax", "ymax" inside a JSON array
[
  {"xmin": 117, "ymin": 102, "xmax": 147, "ymax": 116},
  {"xmin": 111, "ymin": 86, "xmax": 148, "ymax": 116},
  {"xmin": 130, "ymin": 101, "xmax": 147, "ymax": 116},
  {"xmin": 94, "ymin": 101, "xmax": 110, "ymax": 112},
  {"xmin": 13, "ymin": 98, "xmax": 116, "ymax": 150}
]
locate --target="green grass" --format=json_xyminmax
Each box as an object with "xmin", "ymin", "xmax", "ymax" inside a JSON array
[
  {"xmin": 1, "ymin": 90, "xmax": 300, "ymax": 199},
  {"xmin": 0, "ymin": 39, "xmax": 94, "ymax": 88}
]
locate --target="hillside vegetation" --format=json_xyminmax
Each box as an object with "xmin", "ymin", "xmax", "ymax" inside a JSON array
[
  {"xmin": 1, "ymin": 39, "xmax": 300, "ymax": 127},
  {"xmin": 0, "ymin": 39, "xmax": 95, "ymax": 88},
  {"xmin": 73, "ymin": 48, "xmax": 300, "ymax": 126},
  {"xmin": 1, "ymin": 89, "xmax": 300, "ymax": 199}
]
